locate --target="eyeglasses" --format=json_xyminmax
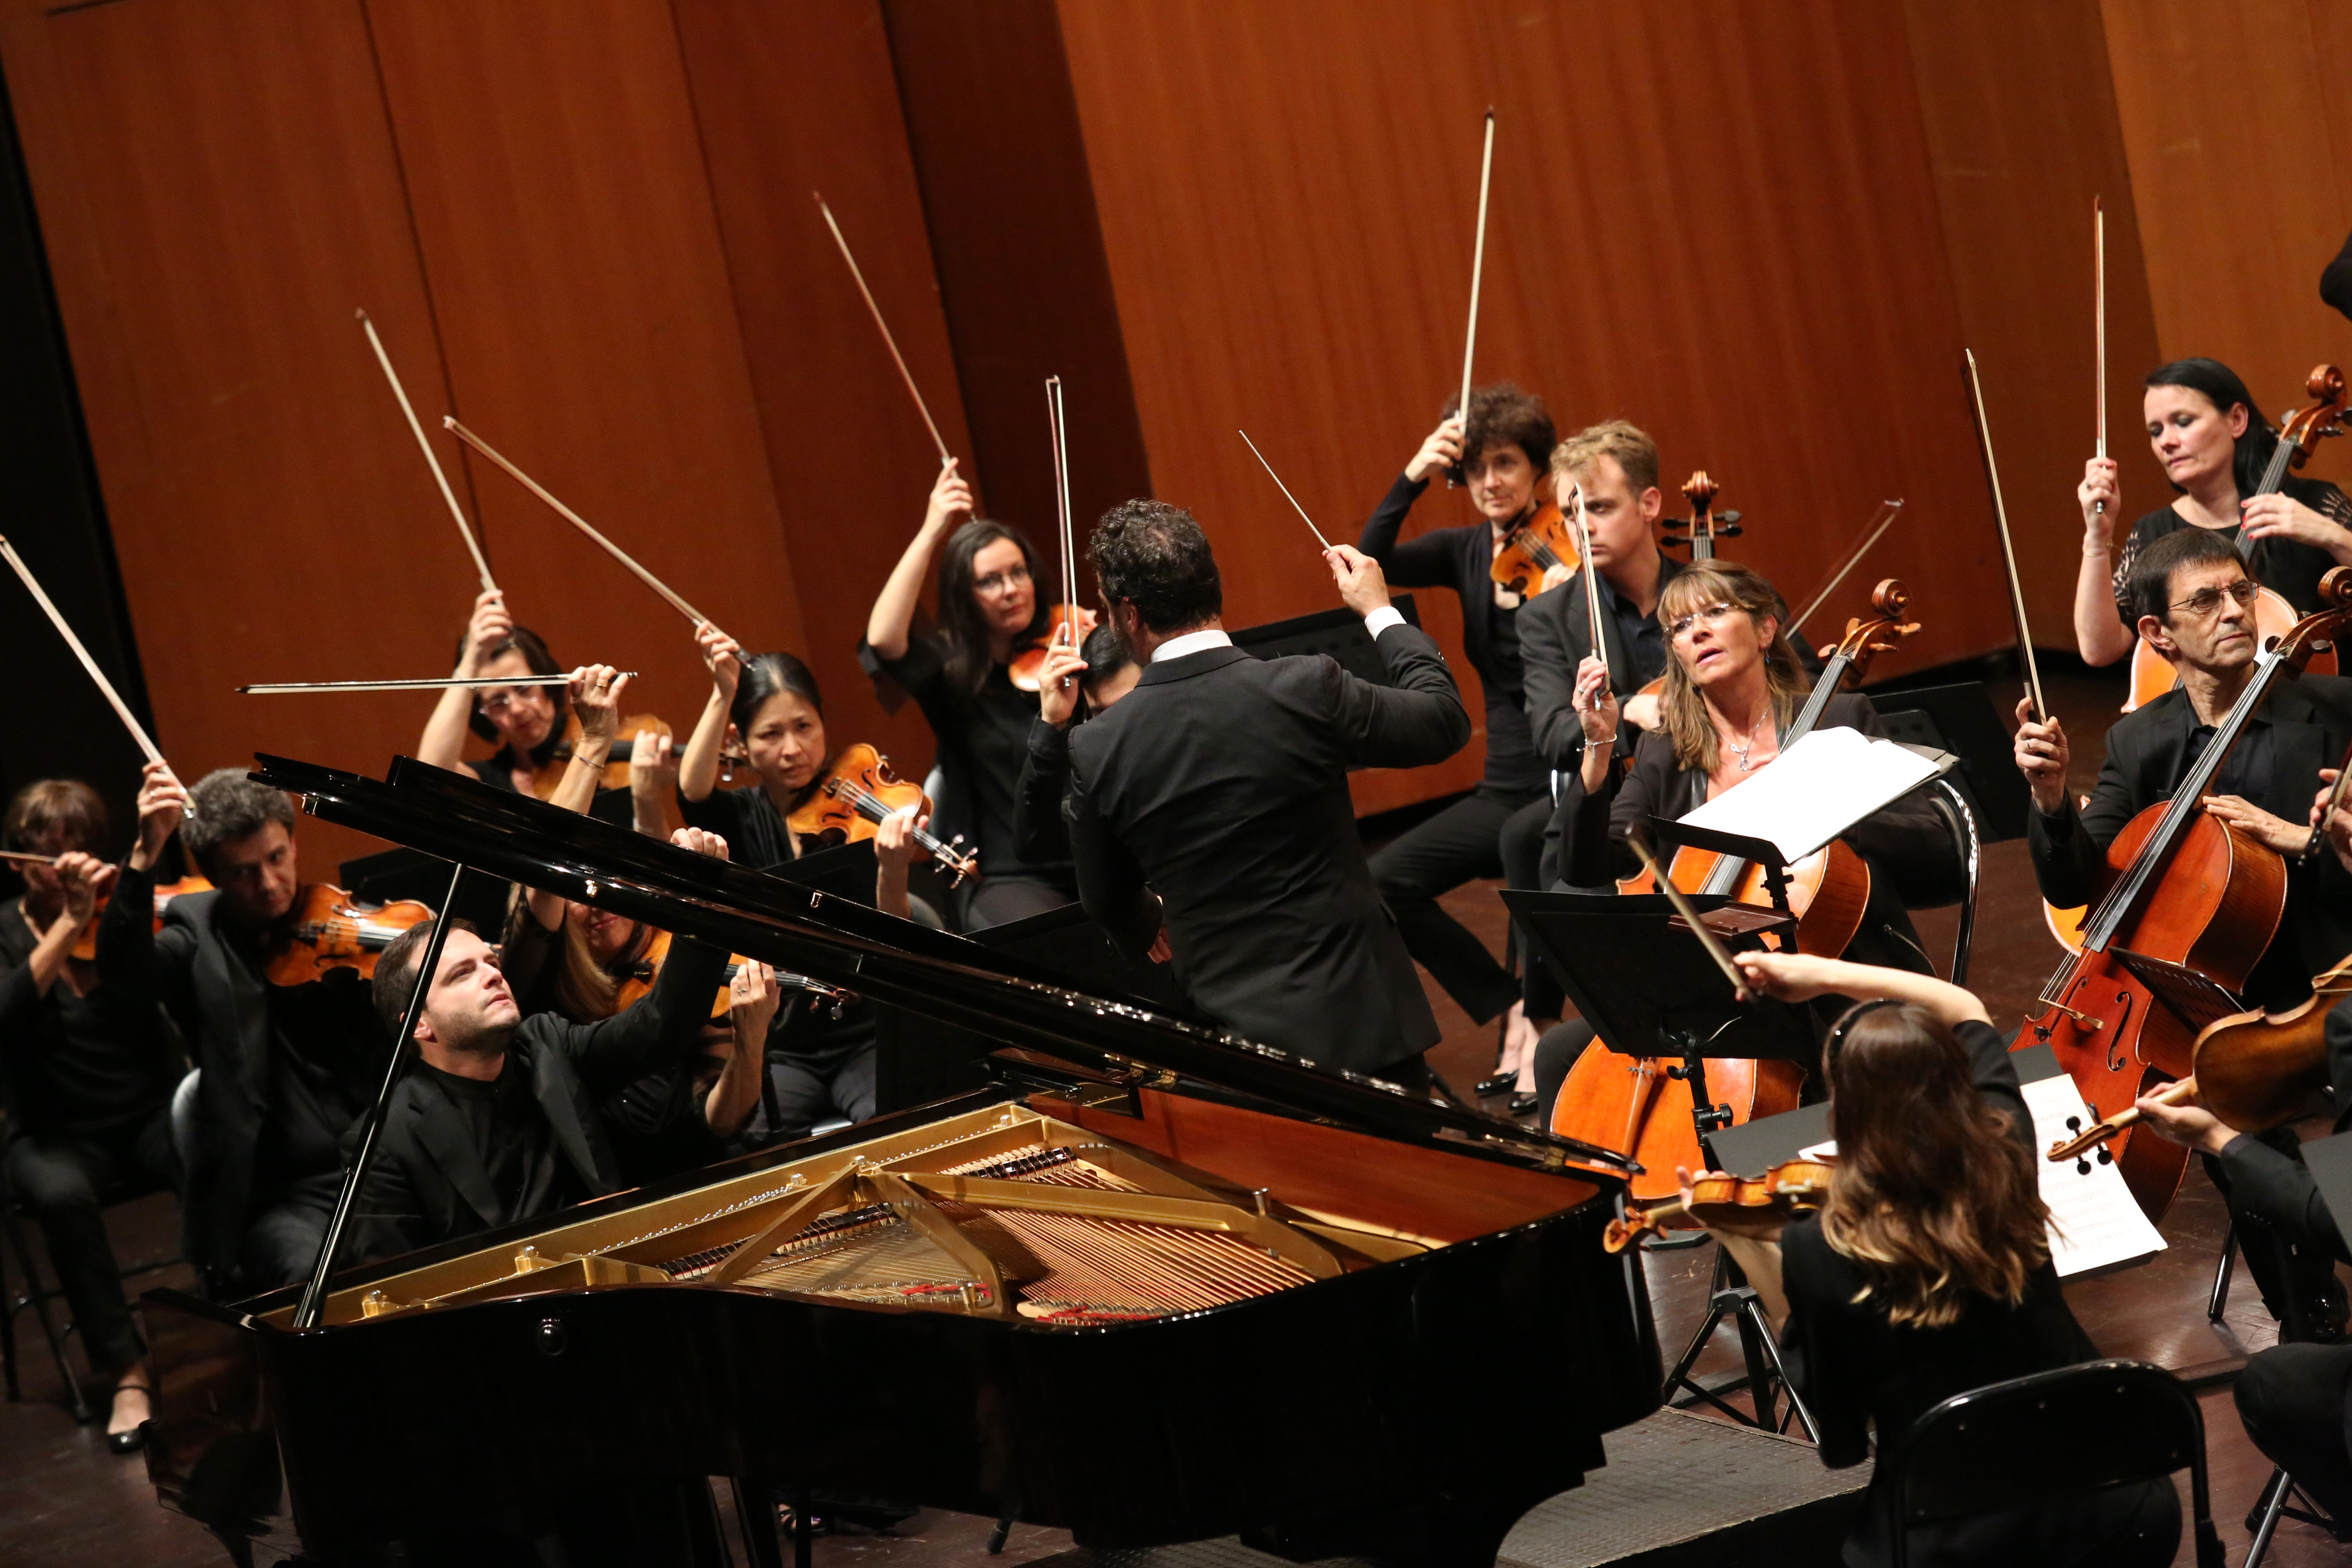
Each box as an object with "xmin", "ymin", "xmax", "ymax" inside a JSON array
[
  {"xmin": 2167, "ymin": 580, "xmax": 2259, "ymax": 619},
  {"xmin": 974, "ymin": 564, "xmax": 1032, "ymax": 597},
  {"xmin": 1666, "ymin": 601, "xmax": 1742, "ymax": 641},
  {"xmin": 477, "ymin": 686, "xmax": 552, "ymax": 720}
]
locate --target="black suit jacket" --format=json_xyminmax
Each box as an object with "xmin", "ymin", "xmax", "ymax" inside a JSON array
[
  {"xmin": 354, "ymin": 937, "xmax": 730, "ymax": 1257},
  {"xmin": 2027, "ymin": 674, "xmax": 2352, "ymax": 1008},
  {"xmin": 1517, "ymin": 554, "xmax": 1686, "ymax": 771},
  {"xmin": 1065, "ymin": 623, "xmax": 1471, "ymax": 1072},
  {"xmin": 97, "ymin": 864, "xmax": 384, "ymax": 1284}
]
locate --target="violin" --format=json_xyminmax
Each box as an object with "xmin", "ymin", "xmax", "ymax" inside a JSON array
[
  {"xmin": 611, "ymin": 928, "xmax": 850, "ymax": 1022},
  {"xmin": 527, "ymin": 710, "xmax": 674, "ymax": 801},
  {"xmin": 1490, "ymin": 499, "xmax": 1578, "ymax": 600},
  {"xmin": 2027, "ymin": 568, "xmax": 2352, "ymax": 1218},
  {"xmin": 264, "ymin": 884, "xmax": 434, "ymax": 987},
  {"xmin": 67, "ymin": 874, "xmax": 212, "ymax": 963},
  {"xmin": 2122, "ymin": 366, "xmax": 2345, "ymax": 714},
  {"xmin": 2045, "ymin": 953, "xmax": 2352, "ymax": 1167},
  {"xmin": 1008, "ymin": 606, "xmax": 1099, "ymax": 694},
  {"xmin": 785, "ymin": 742, "xmax": 980, "ymax": 884},
  {"xmin": 1602, "ymin": 1157, "xmax": 1835, "ymax": 1253}
]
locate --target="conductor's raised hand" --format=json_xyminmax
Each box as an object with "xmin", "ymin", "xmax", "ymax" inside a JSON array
[
  {"xmin": 923, "ymin": 458, "xmax": 974, "ymax": 538},
  {"xmin": 2013, "ymin": 697, "xmax": 2071, "ymax": 814},
  {"xmin": 1324, "ymin": 544, "xmax": 1392, "ymax": 618},
  {"xmin": 670, "ymin": 826, "xmax": 730, "ymax": 864},
  {"xmin": 1404, "ymin": 416, "xmax": 1466, "ymax": 483}
]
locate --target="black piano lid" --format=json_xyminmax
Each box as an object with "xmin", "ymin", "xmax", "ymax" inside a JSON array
[{"xmin": 254, "ymin": 753, "xmax": 1634, "ymax": 1180}]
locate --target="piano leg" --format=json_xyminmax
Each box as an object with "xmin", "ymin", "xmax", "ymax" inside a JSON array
[
  {"xmin": 987, "ymin": 1509, "xmax": 1016, "ymax": 1553},
  {"xmin": 729, "ymin": 1479, "xmax": 783, "ymax": 1568}
]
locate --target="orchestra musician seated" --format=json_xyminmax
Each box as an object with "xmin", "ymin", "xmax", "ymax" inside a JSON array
[
  {"xmin": 1530, "ymin": 560, "xmax": 1960, "ymax": 1115},
  {"xmin": 1689, "ymin": 951, "xmax": 2181, "ymax": 1568},
  {"xmin": 352, "ymin": 829, "xmax": 736, "ymax": 1260},
  {"xmin": 862, "ymin": 461, "xmax": 1079, "ymax": 929},
  {"xmin": 415, "ymin": 588, "xmax": 668, "ymax": 832},
  {"xmin": 1012, "ymin": 621, "xmax": 1138, "ymax": 868},
  {"xmin": 1065, "ymin": 500, "xmax": 1471, "ymax": 1087},
  {"xmin": 98, "ymin": 767, "xmax": 386, "ymax": 1298},
  {"xmin": 1, "ymin": 781, "xmax": 185, "ymax": 1451},
  {"xmin": 1356, "ymin": 385, "xmax": 1559, "ymax": 1092},
  {"xmin": 2074, "ymin": 358, "xmax": 2352, "ymax": 668}
]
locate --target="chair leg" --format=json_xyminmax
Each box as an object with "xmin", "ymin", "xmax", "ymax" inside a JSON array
[
  {"xmin": 2211, "ymin": 1223, "xmax": 2238, "ymax": 1324},
  {"xmin": 0, "ymin": 1191, "xmax": 90, "ymax": 1421}
]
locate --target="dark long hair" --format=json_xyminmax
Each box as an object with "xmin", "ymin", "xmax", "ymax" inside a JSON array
[
  {"xmin": 935, "ymin": 519, "xmax": 1047, "ymax": 695},
  {"xmin": 459, "ymin": 622, "xmax": 567, "ymax": 767},
  {"xmin": 2144, "ymin": 358, "xmax": 2303, "ymax": 503},
  {"xmin": 1819, "ymin": 1002, "xmax": 2049, "ymax": 1329}
]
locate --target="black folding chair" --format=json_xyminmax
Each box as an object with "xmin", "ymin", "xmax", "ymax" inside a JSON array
[{"xmin": 1877, "ymin": 1358, "xmax": 2220, "ymax": 1568}]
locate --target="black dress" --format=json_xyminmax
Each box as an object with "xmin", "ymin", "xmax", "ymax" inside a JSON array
[
  {"xmin": 2108, "ymin": 483, "xmax": 2352, "ymax": 630},
  {"xmin": 1778, "ymin": 1019, "xmax": 2179, "ymax": 1567},
  {"xmin": 860, "ymin": 633, "xmax": 1077, "ymax": 928},
  {"xmin": 676, "ymin": 783, "xmax": 878, "ymax": 1143}
]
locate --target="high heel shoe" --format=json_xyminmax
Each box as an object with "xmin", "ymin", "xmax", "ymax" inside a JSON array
[
  {"xmin": 1508, "ymin": 1091, "xmax": 1539, "ymax": 1118},
  {"xmin": 1476, "ymin": 1071, "xmax": 1517, "ymax": 1096},
  {"xmin": 105, "ymin": 1379, "xmax": 151, "ymax": 1454}
]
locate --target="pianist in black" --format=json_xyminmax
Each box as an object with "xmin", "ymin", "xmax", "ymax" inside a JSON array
[
  {"xmin": 1065, "ymin": 500, "xmax": 1470, "ymax": 1085},
  {"xmin": 1700, "ymin": 950, "xmax": 2181, "ymax": 1568},
  {"xmin": 351, "ymin": 828, "xmax": 735, "ymax": 1258}
]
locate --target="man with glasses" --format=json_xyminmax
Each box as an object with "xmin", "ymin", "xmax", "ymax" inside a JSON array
[{"xmin": 2014, "ymin": 524, "xmax": 2352, "ymax": 1012}]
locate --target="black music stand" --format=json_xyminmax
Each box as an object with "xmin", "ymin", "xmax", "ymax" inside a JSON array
[
  {"xmin": 1229, "ymin": 593, "xmax": 1421, "ymax": 686},
  {"xmin": 1503, "ymin": 888, "xmax": 1820, "ymax": 1439},
  {"xmin": 1638, "ymin": 817, "xmax": 1806, "ymax": 937}
]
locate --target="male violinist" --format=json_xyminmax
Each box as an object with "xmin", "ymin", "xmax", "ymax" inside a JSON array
[
  {"xmin": 1066, "ymin": 500, "xmax": 1470, "ymax": 1086},
  {"xmin": 2017, "ymin": 526, "xmax": 2352, "ymax": 1334},
  {"xmin": 99, "ymin": 765, "xmax": 387, "ymax": 1296}
]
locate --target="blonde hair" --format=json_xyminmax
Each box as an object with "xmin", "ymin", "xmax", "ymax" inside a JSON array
[
  {"xmin": 1550, "ymin": 418, "xmax": 1660, "ymax": 495},
  {"xmin": 1656, "ymin": 562, "xmax": 1809, "ymax": 775}
]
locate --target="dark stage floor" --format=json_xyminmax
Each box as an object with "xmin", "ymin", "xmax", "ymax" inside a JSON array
[{"xmin": 3, "ymin": 660, "xmax": 2345, "ymax": 1565}]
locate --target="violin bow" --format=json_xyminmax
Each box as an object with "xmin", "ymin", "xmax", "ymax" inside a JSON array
[
  {"xmin": 0, "ymin": 534, "xmax": 187, "ymax": 811},
  {"xmin": 238, "ymin": 673, "xmax": 627, "ymax": 696},
  {"xmin": 2306, "ymin": 734, "xmax": 2352, "ymax": 860},
  {"xmin": 443, "ymin": 418, "xmax": 718, "ymax": 632},
  {"xmin": 1046, "ymin": 375, "xmax": 1078, "ymax": 647},
  {"xmin": 1628, "ymin": 829, "xmax": 1750, "ymax": 1000},
  {"xmin": 815, "ymin": 193, "xmax": 955, "ymax": 472},
  {"xmin": 2093, "ymin": 196, "xmax": 2107, "ymax": 520},
  {"xmin": 1786, "ymin": 499, "xmax": 1905, "ymax": 640},
  {"xmin": 0, "ymin": 849, "xmax": 61, "ymax": 867},
  {"xmin": 357, "ymin": 309, "xmax": 495, "ymax": 592},
  {"xmin": 1963, "ymin": 350, "xmax": 2048, "ymax": 722},
  {"xmin": 1570, "ymin": 481, "xmax": 1605, "ymax": 659},
  {"xmin": 1449, "ymin": 108, "xmax": 1497, "ymax": 489},
  {"xmin": 1237, "ymin": 430, "xmax": 1334, "ymax": 551}
]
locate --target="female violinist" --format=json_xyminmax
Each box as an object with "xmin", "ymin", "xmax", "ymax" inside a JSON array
[
  {"xmin": 2074, "ymin": 358, "xmax": 2352, "ymax": 670},
  {"xmin": 1531, "ymin": 562, "xmax": 1960, "ymax": 1115},
  {"xmin": 1686, "ymin": 951, "xmax": 2179, "ymax": 1568},
  {"xmin": 0, "ymin": 781, "xmax": 182, "ymax": 1450},
  {"xmin": 861, "ymin": 461, "xmax": 1078, "ymax": 927},
  {"xmin": 1357, "ymin": 384, "xmax": 1559, "ymax": 1091},
  {"xmin": 414, "ymin": 589, "xmax": 670, "ymax": 833}
]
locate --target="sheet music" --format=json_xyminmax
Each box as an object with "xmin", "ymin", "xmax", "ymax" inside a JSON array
[
  {"xmin": 2019, "ymin": 1073, "xmax": 2166, "ymax": 1277},
  {"xmin": 1676, "ymin": 727, "xmax": 1944, "ymax": 863}
]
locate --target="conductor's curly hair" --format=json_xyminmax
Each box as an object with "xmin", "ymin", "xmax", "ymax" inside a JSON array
[{"xmin": 1089, "ymin": 499, "xmax": 1223, "ymax": 635}]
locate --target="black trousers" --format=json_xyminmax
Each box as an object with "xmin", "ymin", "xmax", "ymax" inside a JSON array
[
  {"xmin": 1369, "ymin": 784, "xmax": 1544, "ymax": 1024},
  {"xmin": 1531, "ymin": 1019, "xmax": 1595, "ymax": 1130},
  {"xmin": 1498, "ymin": 793, "xmax": 1567, "ymax": 1020},
  {"xmin": 2237, "ymin": 1341, "xmax": 2352, "ymax": 1528},
  {"xmin": 960, "ymin": 874, "xmax": 1077, "ymax": 932},
  {"xmin": 6, "ymin": 1110, "xmax": 178, "ymax": 1375},
  {"xmin": 763, "ymin": 1045, "xmax": 879, "ymax": 1143},
  {"xmin": 2206, "ymin": 1133, "xmax": 2349, "ymax": 1338},
  {"xmin": 238, "ymin": 1173, "xmax": 344, "ymax": 1294}
]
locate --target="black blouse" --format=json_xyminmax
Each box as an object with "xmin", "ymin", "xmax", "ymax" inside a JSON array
[
  {"xmin": 0, "ymin": 905, "xmax": 180, "ymax": 1139},
  {"xmin": 2108, "ymin": 483, "xmax": 2352, "ymax": 630}
]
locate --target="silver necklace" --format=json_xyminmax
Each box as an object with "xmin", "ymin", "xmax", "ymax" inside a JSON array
[{"xmin": 1726, "ymin": 711, "xmax": 1772, "ymax": 771}]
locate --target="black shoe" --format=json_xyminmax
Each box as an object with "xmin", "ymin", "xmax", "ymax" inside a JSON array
[
  {"xmin": 1476, "ymin": 1072, "xmax": 1516, "ymax": 1096},
  {"xmin": 1508, "ymin": 1091, "xmax": 1539, "ymax": 1118},
  {"xmin": 106, "ymin": 1424, "xmax": 145, "ymax": 1456}
]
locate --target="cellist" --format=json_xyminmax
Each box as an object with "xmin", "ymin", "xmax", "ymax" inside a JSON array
[{"xmin": 1531, "ymin": 562, "xmax": 1961, "ymax": 1113}]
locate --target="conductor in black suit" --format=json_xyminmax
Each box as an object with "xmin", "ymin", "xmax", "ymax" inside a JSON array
[
  {"xmin": 351, "ymin": 828, "xmax": 734, "ymax": 1259},
  {"xmin": 1065, "ymin": 499, "xmax": 1472, "ymax": 1084}
]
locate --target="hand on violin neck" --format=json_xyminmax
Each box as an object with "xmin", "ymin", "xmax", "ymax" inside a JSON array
[
  {"xmin": 129, "ymin": 761, "xmax": 187, "ymax": 874},
  {"xmin": 1324, "ymin": 544, "xmax": 1391, "ymax": 617},
  {"xmin": 457, "ymin": 589, "xmax": 512, "ymax": 676},
  {"xmin": 1037, "ymin": 642, "xmax": 1090, "ymax": 728},
  {"xmin": 2133, "ymin": 1082, "xmax": 2234, "ymax": 1155},
  {"xmin": 2012, "ymin": 697, "xmax": 2073, "ymax": 815},
  {"xmin": 1403, "ymin": 417, "xmax": 1465, "ymax": 484}
]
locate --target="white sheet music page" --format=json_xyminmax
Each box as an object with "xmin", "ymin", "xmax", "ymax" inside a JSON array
[
  {"xmin": 1675, "ymin": 727, "xmax": 1940, "ymax": 863},
  {"xmin": 2019, "ymin": 1073, "xmax": 2165, "ymax": 1277}
]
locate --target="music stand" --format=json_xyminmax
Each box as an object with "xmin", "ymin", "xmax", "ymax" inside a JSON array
[
  {"xmin": 1638, "ymin": 817, "xmax": 1804, "ymax": 937},
  {"xmin": 1503, "ymin": 888, "xmax": 1820, "ymax": 1439},
  {"xmin": 1229, "ymin": 593, "xmax": 1421, "ymax": 686}
]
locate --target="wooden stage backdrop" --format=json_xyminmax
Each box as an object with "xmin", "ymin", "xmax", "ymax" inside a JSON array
[{"xmin": 2, "ymin": 0, "xmax": 2347, "ymax": 855}]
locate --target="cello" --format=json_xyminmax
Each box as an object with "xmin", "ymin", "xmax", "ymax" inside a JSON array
[
  {"xmin": 2026, "ymin": 569, "xmax": 2352, "ymax": 1217},
  {"xmin": 1626, "ymin": 472, "xmax": 1749, "ymax": 714},
  {"xmin": 1553, "ymin": 580, "xmax": 1921, "ymax": 1203}
]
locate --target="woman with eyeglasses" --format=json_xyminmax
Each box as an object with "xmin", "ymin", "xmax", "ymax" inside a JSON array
[
  {"xmin": 1527, "ymin": 561, "xmax": 1958, "ymax": 1120},
  {"xmin": 2073, "ymin": 357, "xmax": 2352, "ymax": 668},
  {"xmin": 862, "ymin": 461, "xmax": 1079, "ymax": 928},
  {"xmin": 415, "ymin": 589, "xmax": 670, "ymax": 833},
  {"xmin": 1689, "ymin": 950, "xmax": 2180, "ymax": 1568}
]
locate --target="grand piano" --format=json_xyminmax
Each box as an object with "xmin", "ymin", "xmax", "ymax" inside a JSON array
[{"xmin": 142, "ymin": 757, "xmax": 1660, "ymax": 1567}]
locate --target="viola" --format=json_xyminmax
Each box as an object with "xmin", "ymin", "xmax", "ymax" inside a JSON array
[
  {"xmin": 1489, "ymin": 500, "xmax": 1578, "ymax": 600},
  {"xmin": 2122, "ymin": 366, "xmax": 2345, "ymax": 714},
  {"xmin": 68, "ymin": 874, "xmax": 212, "ymax": 963},
  {"xmin": 785, "ymin": 742, "xmax": 980, "ymax": 884},
  {"xmin": 611, "ymin": 928, "xmax": 850, "ymax": 1023},
  {"xmin": 2025, "ymin": 568, "xmax": 2352, "ymax": 1218},
  {"xmin": 1008, "ymin": 605, "xmax": 1099, "ymax": 694},
  {"xmin": 2045, "ymin": 953, "xmax": 2352, "ymax": 1167},
  {"xmin": 1602, "ymin": 1157, "xmax": 1835, "ymax": 1253},
  {"xmin": 265, "ymin": 884, "xmax": 434, "ymax": 987}
]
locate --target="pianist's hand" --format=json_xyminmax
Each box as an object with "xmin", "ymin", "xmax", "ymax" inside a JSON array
[{"xmin": 671, "ymin": 826, "xmax": 730, "ymax": 863}]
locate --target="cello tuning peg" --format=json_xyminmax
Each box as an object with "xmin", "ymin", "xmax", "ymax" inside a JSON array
[
  {"xmin": 1716, "ymin": 510, "xmax": 1743, "ymax": 524},
  {"xmin": 2076, "ymin": 1159, "xmax": 2092, "ymax": 1176},
  {"xmin": 2096, "ymin": 1146, "xmax": 2114, "ymax": 1165}
]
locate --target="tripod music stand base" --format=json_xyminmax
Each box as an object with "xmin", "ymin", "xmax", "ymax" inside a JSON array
[{"xmin": 1663, "ymin": 1283, "xmax": 1818, "ymax": 1441}]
